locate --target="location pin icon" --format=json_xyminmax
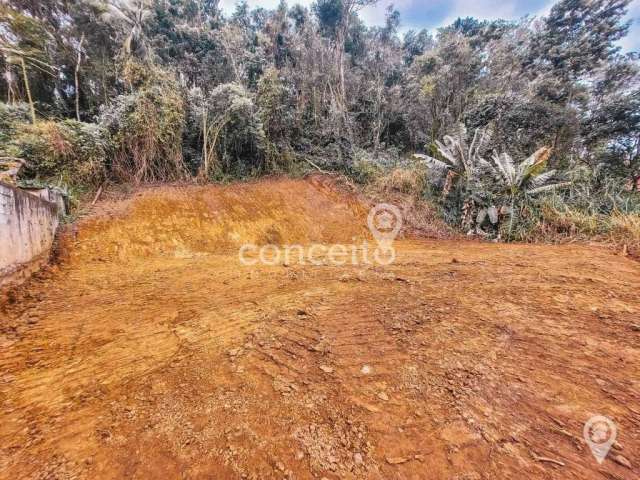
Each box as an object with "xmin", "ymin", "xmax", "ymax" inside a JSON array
[
  {"xmin": 367, "ymin": 204, "xmax": 402, "ymax": 266},
  {"xmin": 367, "ymin": 203, "xmax": 402, "ymax": 246},
  {"xmin": 583, "ymin": 415, "xmax": 617, "ymax": 464}
]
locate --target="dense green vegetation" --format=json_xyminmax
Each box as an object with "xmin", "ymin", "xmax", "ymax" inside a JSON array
[{"xmin": 0, "ymin": 0, "xmax": 638, "ymax": 244}]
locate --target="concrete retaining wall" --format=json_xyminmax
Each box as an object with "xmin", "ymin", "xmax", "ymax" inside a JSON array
[{"xmin": 0, "ymin": 182, "xmax": 61, "ymax": 288}]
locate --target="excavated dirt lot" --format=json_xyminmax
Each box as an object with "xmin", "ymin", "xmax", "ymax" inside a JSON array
[{"xmin": 1, "ymin": 176, "xmax": 639, "ymax": 479}]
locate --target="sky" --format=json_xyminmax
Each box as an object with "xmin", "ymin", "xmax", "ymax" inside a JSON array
[{"xmin": 219, "ymin": 0, "xmax": 640, "ymax": 52}]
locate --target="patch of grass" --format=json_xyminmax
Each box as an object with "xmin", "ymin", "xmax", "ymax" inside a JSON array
[
  {"xmin": 510, "ymin": 197, "xmax": 640, "ymax": 256},
  {"xmin": 373, "ymin": 166, "xmax": 428, "ymax": 197}
]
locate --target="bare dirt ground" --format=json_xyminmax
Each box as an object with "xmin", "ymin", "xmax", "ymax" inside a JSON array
[{"xmin": 1, "ymin": 176, "xmax": 639, "ymax": 479}]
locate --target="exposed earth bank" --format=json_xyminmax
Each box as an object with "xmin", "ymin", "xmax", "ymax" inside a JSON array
[{"xmin": 1, "ymin": 176, "xmax": 639, "ymax": 479}]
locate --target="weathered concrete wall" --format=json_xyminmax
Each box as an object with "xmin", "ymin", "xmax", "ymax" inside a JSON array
[{"xmin": 0, "ymin": 182, "xmax": 60, "ymax": 288}]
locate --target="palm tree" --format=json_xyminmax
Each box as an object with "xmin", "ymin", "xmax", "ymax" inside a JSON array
[
  {"xmin": 414, "ymin": 125, "xmax": 494, "ymax": 230},
  {"xmin": 414, "ymin": 125, "xmax": 492, "ymax": 186},
  {"xmin": 415, "ymin": 129, "xmax": 570, "ymax": 237},
  {"xmin": 490, "ymin": 147, "xmax": 570, "ymax": 237},
  {"xmin": 95, "ymin": 0, "xmax": 151, "ymax": 60}
]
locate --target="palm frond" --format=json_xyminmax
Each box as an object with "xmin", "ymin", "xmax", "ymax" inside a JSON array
[
  {"xmin": 528, "ymin": 169, "xmax": 557, "ymax": 189},
  {"xmin": 435, "ymin": 139, "xmax": 463, "ymax": 170},
  {"xmin": 475, "ymin": 156, "xmax": 493, "ymax": 171},
  {"xmin": 526, "ymin": 181, "xmax": 571, "ymax": 195},
  {"xmin": 413, "ymin": 153, "xmax": 451, "ymax": 171},
  {"xmin": 468, "ymin": 128, "xmax": 481, "ymax": 162},
  {"xmin": 517, "ymin": 147, "xmax": 552, "ymax": 183},
  {"xmin": 468, "ymin": 127, "xmax": 490, "ymax": 161},
  {"xmin": 492, "ymin": 151, "xmax": 516, "ymax": 186}
]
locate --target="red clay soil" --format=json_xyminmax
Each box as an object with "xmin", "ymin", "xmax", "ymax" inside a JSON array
[{"xmin": 1, "ymin": 176, "xmax": 639, "ymax": 479}]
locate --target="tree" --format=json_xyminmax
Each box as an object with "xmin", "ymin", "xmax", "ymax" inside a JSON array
[
  {"xmin": 312, "ymin": 0, "xmax": 376, "ymax": 139},
  {"xmin": 528, "ymin": 0, "xmax": 632, "ymax": 83},
  {"xmin": 406, "ymin": 32, "xmax": 482, "ymax": 145},
  {"xmin": 402, "ymin": 29, "xmax": 433, "ymax": 65},
  {"xmin": 97, "ymin": 0, "xmax": 153, "ymax": 61},
  {"xmin": 0, "ymin": 0, "xmax": 638, "ymax": 197},
  {"xmin": 190, "ymin": 83, "xmax": 265, "ymax": 177},
  {"xmin": 414, "ymin": 126, "xmax": 494, "ymax": 229},
  {"xmin": 0, "ymin": 7, "xmax": 56, "ymax": 123},
  {"xmin": 490, "ymin": 147, "xmax": 569, "ymax": 236}
]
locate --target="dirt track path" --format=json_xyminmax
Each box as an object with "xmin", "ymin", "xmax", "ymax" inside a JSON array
[{"xmin": 1, "ymin": 179, "xmax": 639, "ymax": 479}]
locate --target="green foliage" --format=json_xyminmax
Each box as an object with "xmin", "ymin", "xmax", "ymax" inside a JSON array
[
  {"xmin": 556, "ymin": 166, "xmax": 640, "ymax": 215},
  {"xmin": 416, "ymin": 127, "xmax": 571, "ymax": 237},
  {"xmin": 211, "ymin": 83, "xmax": 266, "ymax": 176},
  {"xmin": 489, "ymin": 148, "xmax": 567, "ymax": 197},
  {"xmin": 527, "ymin": 0, "xmax": 631, "ymax": 81},
  {"xmin": 483, "ymin": 160, "xmax": 640, "ymax": 245},
  {"xmin": 505, "ymin": 190, "xmax": 640, "ymax": 254},
  {"xmin": 185, "ymin": 82, "xmax": 267, "ymax": 178},
  {"xmin": 0, "ymin": 6, "xmax": 49, "ymax": 63},
  {"xmin": 257, "ymin": 68, "xmax": 295, "ymax": 143},
  {"xmin": 0, "ymin": 102, "xmax": 31, "ymax": 144},
  {"xmin": 99, "ymin": 65, "xmax": 186, "ymax": 183},
  {"xmin": 402, "ymin": 29, "xmax": 433, "ymax": 65},
  {"xmin": 313, "ymin": 0, "xmax": 343, "ymax": 38},
  {"xmin": 349, "ymin": 158, "xmax": 383, "ymax": 184},
  {"xmin": 8, "ymin": 119, "xmax": 109, "ymax": 187},
  {"xmin": 0, "ymin": 0, "xmax": 638, "ymax": 213},
  {"xmin": 465, "ymin": 96, "xmax": 569, "ymax": 159},
  {"xmin": 257, "ymin": 68, "xmax": 302, "ymax": 172}
]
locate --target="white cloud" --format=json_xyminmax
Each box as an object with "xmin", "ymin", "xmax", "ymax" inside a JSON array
[
  {"xmin": 444, "ymin": 0, "xmax": 518, "ymax": 24},
  {"xmin": 360, "ymin": 0, "xmax": 414, "ymax": 26}
]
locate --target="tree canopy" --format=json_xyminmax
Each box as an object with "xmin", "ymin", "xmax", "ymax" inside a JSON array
[{"xmin": 0, "ymin": 0, "xmax": 637, "ymax": 186}]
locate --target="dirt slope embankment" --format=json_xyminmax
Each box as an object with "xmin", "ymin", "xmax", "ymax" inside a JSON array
[
  {"xmin": 1, "ymin": 176, "xmax": 639, "ymax": 480},
  {"xmin": 60, "ymin": 176, "xmax": 370, "ymax": 263}
]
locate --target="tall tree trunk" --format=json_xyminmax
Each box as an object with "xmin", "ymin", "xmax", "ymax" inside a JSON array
[
  {"xmin": 75, "ymin": 34, "xmax": 85, "ymax": 122},
  {"xmin": 20, "ymin": 58, "xmax": 36, "ymax": 124},
  {"xmin": 335, "ymin": 19, "xmax": 353, "ymax": 141},
  {"xmin": 372, "ymin": 80, "xmax": 384, "ymax": 157},
  {"xmin": 551, "ymin": 86, "xmax": 574, "ymax": 157},
  {"xmin": 201, "ymin": 108, "xmax": 208, "ymax": 179}
]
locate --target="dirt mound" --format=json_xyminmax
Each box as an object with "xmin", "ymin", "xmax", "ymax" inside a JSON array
[{"xmin": 62, "ymin": 176, "xmax": 370, "ymax": 263}]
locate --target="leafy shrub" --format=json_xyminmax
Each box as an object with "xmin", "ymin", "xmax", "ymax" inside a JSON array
[
  {"xmin": 99, "ymin": 68, "xmax": 186, "ymax": 183},
  {"xmin": 186, "ymin": 83, "xmax": 266, "ymax": 178},
  {"xmin": 559, "ymin": 166, "xmax": 640, "ymax": 215},
  {"xmin": 0, "ymin": 102, "xmax": 31, "ymax": 145},
  {"xmin": 257, "ymin": 69, "xmax": 299, "ymax": 173},
  {"xmin": 9, "ymin": 119, "xmax": 109, "ymax": 187},
  {"xmin": 349, "ymin": 158, "xmax": 383, "ymax": 184},
  {"xmin": 465, "ymin": 96, "xmax": 569, "ymax": 159},
  {"xmin": 499, "ymin": 165, "xmax": 640, "ymax": 251},
  {"xmin": 210, "ymin": 83, "xmax": 266, "ymax": 176},
  {"xmin": 257, "ymin": 68, "xmax": 296, "ymax": 145}
]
